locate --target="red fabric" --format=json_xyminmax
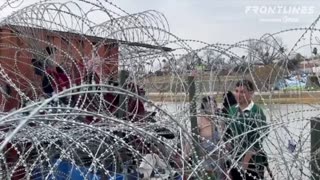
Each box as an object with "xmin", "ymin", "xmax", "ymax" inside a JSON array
[
  {"xmin": 127, "ymin": 98, "xmax": 145, "ymax": 122},
  {"xmin": 45, "ymin": 68, "xmax": 59, "ymax": 91},
  {"xmin": 84, "ymin": 116, "xmax": 99, "ymax": 124},
  {"xmin": 73, "ymin": 59, "xmax": 102, "ymax": 86},
  {"xmin": 104, "ymin": 93, "xmax": 119, "ymax": 113},
  {"xmin": 126, "ymin": 83, "xmax": 146, "ymax": 122},
  {"xmin": 57, "ymin": 72, "xmax": 69, "ymax": 91},
  {"xmin": 4, "ymin": 142, "xmax": 33, "ymax": 180},
  {"xmin": 73, "ymin": 61, "xmax": 86, "ymax": 86},
  {"xmin": 84, "ymin": 93, "xmax": 119, "ymax": 124}
]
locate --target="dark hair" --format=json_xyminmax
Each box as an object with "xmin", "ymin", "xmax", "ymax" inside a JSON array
[
  {"xmin": 31, "ymin": 58, "xmax": 44, "ymax": 76},
  {"xmin": 46, "ymin": 47, "xmax": 56, "ymax": 55},
  {"xmin": 200, "ymin": 96, "xmax": 217, "ymax": 115},
  {"xmin": 56, "ymin": 66, "xmax": 64, "ymax": 74},
  {"xmin": 222, "ymin": 91, "xmax": 237, "ymax": 109},
  {"xmin": 221, "ymin": 91, "xmax": 237, "ymax": 116},
  {"xmin": 236, "ymin": 79, "xmax": 254, "ymax": 92},
  {"xmin": 45, "ymin": 47, "xmax": 53, "ymax": 55},
  {"xmin": 200, "ymin": 96, "xmax": 210, "ymax": 110}
]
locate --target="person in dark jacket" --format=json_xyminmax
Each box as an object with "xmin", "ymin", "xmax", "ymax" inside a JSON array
[
  {"xmin": 221, "ymin": 91, "xmax": 237, "ymax": 143},
  {"xmin": 42, "ymin": 67, "xmax": 58, "ymax": 97},
  {"xmin": 42, "ymin": 46, "xmax": 58, "ymax": 97}
]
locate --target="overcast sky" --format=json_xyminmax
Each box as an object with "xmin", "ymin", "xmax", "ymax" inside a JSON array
[
  {"xmin": 114, "ymin": 0, "xmax": 320, "ymax": 51},
  {"xmin": 1, "ymin": 0, "xmax": 320, "ymax": 54}
]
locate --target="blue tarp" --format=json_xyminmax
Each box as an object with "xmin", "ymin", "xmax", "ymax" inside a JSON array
[
  {"xmin": 274, "ymin": 74, "xmax": 308, "ymax": 90},
  {"xmin": 31, "ymin": 159, "xmax": 122, "ymax": 180},
  {"xmin": 32, "ymin": 158, "xmax": 181, "ymax": 180}
]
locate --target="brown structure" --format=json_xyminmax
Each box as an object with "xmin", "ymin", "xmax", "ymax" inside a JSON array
[
  {"xmin": 0, "ymin": 24, "xmax": 173, "ymax": 112},
  {"xmin": 0, "ymin": 25, "xmax": 122, "ymax": 111}
]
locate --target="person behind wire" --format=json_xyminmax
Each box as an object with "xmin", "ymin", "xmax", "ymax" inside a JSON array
[
  {"xmin": 225, "ymin": 79, "xmax": 269, "ymax": 180},
  {"xmin": 197, "ymin": 96, "xmax": 220, "ymax": 178}
]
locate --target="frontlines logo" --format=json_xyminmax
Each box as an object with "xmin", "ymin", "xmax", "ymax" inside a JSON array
[
  {"xmin": 245, "ymin": 5, "xmax": 315, "ymax": 23},
  {"xmin": 245, "ymin": 5, "xmax": 315, "ymax": 15}
]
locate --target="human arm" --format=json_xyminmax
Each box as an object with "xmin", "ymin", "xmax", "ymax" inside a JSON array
[
  {"xmin": 197, "ymin": 116, "xmax": 212, "ymax": 132},
  {"xmin": 242, "ymin": 149, "xmax": 254, "ymax": 170}
]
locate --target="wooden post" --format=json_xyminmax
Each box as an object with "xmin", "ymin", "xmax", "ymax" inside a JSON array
[
  {"xmin": 188, "ymin": 76, "xmax": 201, "ymax": 163},
  {"xmin": 117, "ymin": 70, "xmax": 129, "ymax": 119},
  {"xmin": 114, "ymin": 70, "xmax": 129, "ymax": 176},
  {"xmin": 311, "ymin": 117, "xmax": 320, "ymax": 180}
]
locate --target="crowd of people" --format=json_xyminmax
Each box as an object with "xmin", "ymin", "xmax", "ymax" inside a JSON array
[
  {"xmin": 32, "ymin": 46, "xmax": 149, "ymax": 123},
  {"xmin": 31, "ymin": 47, "xmax": 273, "ymax": 179},
  {"xmin": 136, "ymin": 79, "xmax": 272, "ymax": 180}
]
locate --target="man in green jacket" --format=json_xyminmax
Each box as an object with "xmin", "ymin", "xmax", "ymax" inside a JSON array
[{"xmin": 226, "ymin": 79, "xmax": 269, "ymax": 180}]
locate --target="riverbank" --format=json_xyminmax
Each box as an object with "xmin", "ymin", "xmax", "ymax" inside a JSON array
[{"xmin": 146, "ymin": 91, "xmax": 320, "ymax": 104}]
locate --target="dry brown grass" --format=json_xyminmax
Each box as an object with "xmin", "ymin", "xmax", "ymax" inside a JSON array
[
  {"xmin": 147, "ymin": 91, "xmax": 320, "ymax": 104},
  {"xmin": 146, "ymin": 74, "xmax": 241, "ymax": 83}
]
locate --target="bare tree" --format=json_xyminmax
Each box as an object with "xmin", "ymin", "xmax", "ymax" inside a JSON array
[
  {"xmin": 248, "ymin": 37, "xmax": 285, "ymax": 65},
  {"xmin": 175, "ymin": 52, "xmax": 200, "ymax": 73},
  {"xmin": 287, "ymin": 53, "xmax": 304, "ymax": 71},
  {"xmin": 201, "ymin": 49, "xmax": 226, "ymax": 71}
]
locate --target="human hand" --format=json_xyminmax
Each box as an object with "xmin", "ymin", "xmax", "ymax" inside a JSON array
[{"xmin": 241, "ymin": 160, "xmax": 249, "ymax": 170}]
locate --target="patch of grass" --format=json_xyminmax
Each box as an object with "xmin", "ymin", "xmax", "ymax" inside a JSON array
[{"xmin": 147, "ymin": 91, "xmax": 320, "ymax": 104}]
